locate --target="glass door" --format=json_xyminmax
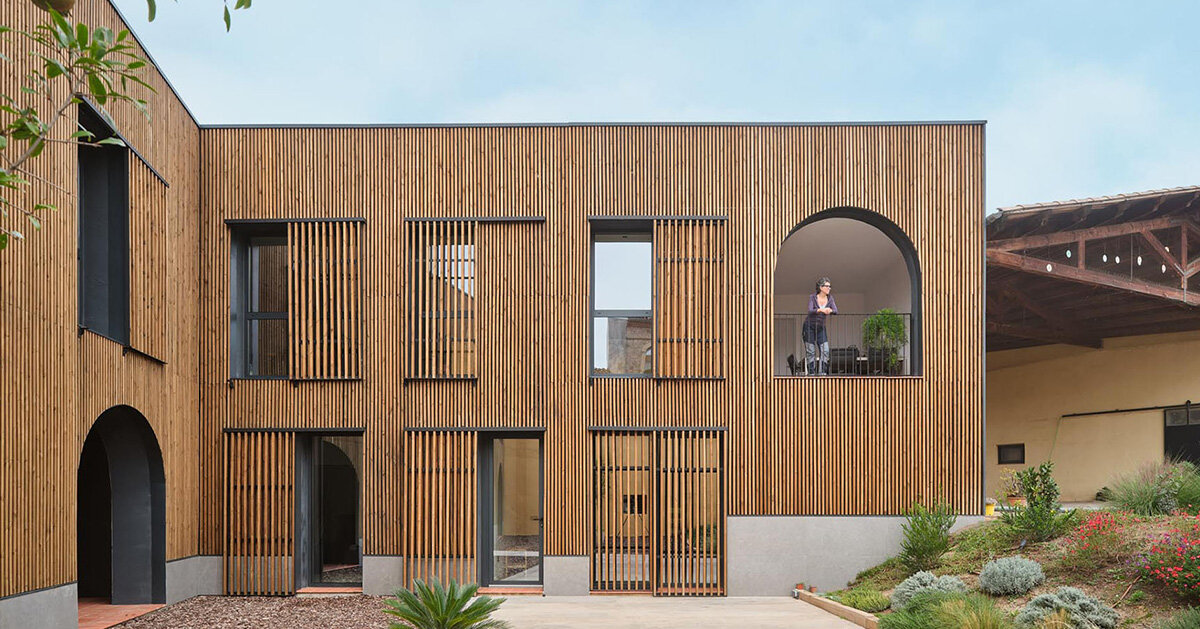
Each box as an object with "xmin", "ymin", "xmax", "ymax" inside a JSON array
[{"xmin": 480, "ymin": 435, "xmax": 543, "ymax": 585}]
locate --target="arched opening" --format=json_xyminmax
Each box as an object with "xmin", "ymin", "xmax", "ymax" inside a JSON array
[
  {"xmin": 77, "ymin": 405, "xmax": 166, "ymax": 605},
  {"xmin": 773, "ymin": 208, "xmax": 922, "ymax": 376},
  {"xmin": 316, "ymin": 437, "xmax": 361, "ymax": 583}
]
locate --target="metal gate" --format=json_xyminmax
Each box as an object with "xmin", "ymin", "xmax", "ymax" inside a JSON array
[{"xmin": 591, "ymin": 429, "xmax": 724, "ymax": 596}]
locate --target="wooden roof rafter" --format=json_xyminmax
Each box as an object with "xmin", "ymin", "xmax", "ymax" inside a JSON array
[{"xmin": 987, "ymin": 248, "xmax": 1200, "ymax": 308}]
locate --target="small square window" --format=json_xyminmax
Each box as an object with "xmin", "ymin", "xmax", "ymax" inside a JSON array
[{"xmin": 997, "ymin": 443, "xmax": 1025, "ymax": 465}]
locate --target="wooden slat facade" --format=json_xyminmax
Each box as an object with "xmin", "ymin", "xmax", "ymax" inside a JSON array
[
  {"xmin": 0, "ymin": 0, "xmax": 201, "ymax": 598},
  {"xmin": 223, "ymin": 431, "xmax": 296, "ymax": 595},
  {"xmin": 406, "ymin": 220, "xmax": 477, "ymax": 380},
  {"xmin": 288, "ymin": 221, "xmax": 363, "ymax": 380},
  {"xmin": 653, "ymin": 219, "xmax": 726, "ymax": 379},
  {"xmin": 199, "ymin": 123, "xmax": 984, "ymax": 566}
]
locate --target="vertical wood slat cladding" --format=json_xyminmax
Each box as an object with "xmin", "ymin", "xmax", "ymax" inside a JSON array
[
  {"xmin": 403, "ymin": 430, "xmax": 477, "ymax": 586},
  {"xmin": 199, "ymin": 124, "xmax": 984, "ymax": 562},
  {"xmin": 654, "ymin": 219, "xmax": 726, "ymax": 379},
  {"xmin": 288, "ymin": 221, "xmax": 363, "ymax": 380},
  {"xmin": 128, "ymin": 158, "xmax": 170, "ymax": 361},
  {"xmin": 1, "ymin": 0, "xmax": 201, "ymax": 598},
  {"xmin": 591, "ymin": 430, "xmax": 724, "ymax": 595},
  {"xmin": 223, "ymin": 431, "xmax": 295, "ymax": 595},
  {"xmin": 406, "ymin": 221, "xmax": 477, "ymax": 379}
]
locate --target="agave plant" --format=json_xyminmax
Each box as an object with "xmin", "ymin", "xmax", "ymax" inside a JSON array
[{"xmin": 383, "ymin": 579, "xmax": 510, "ymax": 629}]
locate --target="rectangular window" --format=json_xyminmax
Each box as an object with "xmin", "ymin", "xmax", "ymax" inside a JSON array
[
  {"xmin": 78, "ymin": 105, "xmax": 130, "ymax": 344},
  {"xmin": 231, "ymin": 225, "xmax": 288, "ymax": 378},
  {"xmin": 592, "ymin": 231, "xmax": 653, "ymax": 376},
  {"xmin": 997, "ymin": 443, "xmax": 1025, "ymax": 465},
  {"xmin": 1165, "ymin": 405, "xmax": 1200, "ymax": 426}
]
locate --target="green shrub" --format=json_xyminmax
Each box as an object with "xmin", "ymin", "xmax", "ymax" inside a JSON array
[
  {"xmin": 840, "ymin": 588, "xmax": 890, "ymax": 613},
  {"xmin": 979, "ymin": 556, "xmax": 1045, "ymax": 596},
  {"xmin": 899, "ymin": 500, "xmax": 955, "ymax": 573},
  {"xmin": 1001, "ymin": 462, "xmax": 1077, "ymax": 542},
  {"xmin": 1106, "ymin": 461, "xmax": 1184, "ymax": 515},
  {"xmin": 1157, "ymin": 608, "xmax": 1200, "ymax": 629},
  {"xmin": 880, "ymin": 591, "xmax": 1013, "ymax": 629},
  {"xmin": 890, "ymin": 571, "xmax": 967, "ymax": 609},
  {"xmin": 1014, "ymin": 587, "xmax": 1118, "ymax": 629},
  {"xmin": 383, "ymin": 579, "xmax": 510, "ymax": 629}
]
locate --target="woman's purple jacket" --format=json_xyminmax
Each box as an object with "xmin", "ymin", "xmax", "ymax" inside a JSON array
[{"xmin": 804, "ymin": 293, "xmax": 838, "ymax": 328}]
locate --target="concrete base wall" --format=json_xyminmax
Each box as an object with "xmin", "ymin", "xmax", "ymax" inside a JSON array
[
  {"xmin": 166, "ymin": 555, "xmax": 222, "ymax": 604},
  {"xmin": 543, "ymin": 556, "xmax": 589, "ymax": 596},
  {"xmin": 727, "ymin": 515, "xmax": 985, "ymax": 595},
  {"xmin": 363, "ymin": 556, "xmax": 405, "ymax": 596},
  {"xmin": 0, "ymin": 583, "xmax": 77, "ymax": 629}
]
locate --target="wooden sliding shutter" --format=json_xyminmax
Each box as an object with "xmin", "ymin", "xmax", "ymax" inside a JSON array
[
  {"xmin": 403, "ymin": 430, "xmax": 477, "ymax": 586},
  {"xmin": 407, "ymin": 221, "xmax": 477, "ymax": 379},
  {"xmin": 591, "ymin": 429, "xmax": 725, "ymax": 596},
  {"xmin": 223, "ymin": 431, "xmax": 296, "ymax": 596},
  {"xmin": 288, "ymin": 221, "xmax": 363, "ymax": 380},
  {"xmin": 656, "ymin": 429, "xmax": 723, "ymax": 596},
  {"xmin": 128, "ymin": 159, "xmax": 169, "ymax": 361},
  {"xmin": 653, "ymin": 219, "xmax": 726, "ymax": 378}
]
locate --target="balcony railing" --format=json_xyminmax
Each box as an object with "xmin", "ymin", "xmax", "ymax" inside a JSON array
[{"xmin": 774, "ymin": 311, "xmax": 912, "ymax": 376}]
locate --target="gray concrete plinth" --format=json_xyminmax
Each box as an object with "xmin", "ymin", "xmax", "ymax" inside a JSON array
[
  {"xmin": 543, "ymin": 556, "xmax": 589, "ymax": 596},
  {"xmin": 166, "ymin": 555, "xmax": 222, "ymax": 603},
  {"xmin": 727, "ymin": 514, "xmax": 986, "ymax": 595},
  {"xmin": 0, "ymin": 583, "xmax": 77, "ymax": 629},
  {"xmin": 363, "ymin": 556, "xmax": 405, "ymax": 595}
]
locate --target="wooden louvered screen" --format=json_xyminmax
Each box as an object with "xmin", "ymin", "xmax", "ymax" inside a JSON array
[
  {"xmin": 591, "ymin": 429, "xmax": 724, "ymax": 596},
  {"xmin": 653, "ymin": 219, "xmax": 726, "ymax": 379},
  {"xmin": 223, "ymin": 431, "xmax": 296, "ymax": 596},
  {"xmin": 407, "ymin": 221, "xmax": 477, "ymax": 379},
  {"xmin": 403, "ymin": 430, "xmax": 477, "ymax": 586},
  {"xmin": 287, "ymin": 221, "xmax": 363, "ymax": 380},
  {"xmin": 128, "ymin": 159, "xmax": 169, "ymax": 361}
]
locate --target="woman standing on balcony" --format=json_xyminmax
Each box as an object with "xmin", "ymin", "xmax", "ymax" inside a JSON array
[{"xmin": 803, "ymin": 277, "xmax": 837, "ymax": 375}]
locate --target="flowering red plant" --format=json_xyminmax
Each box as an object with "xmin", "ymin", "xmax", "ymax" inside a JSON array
[
  {"xmin": 1060, "ymin": 511, "xmax": 1138, "ymax": 570},
  {"xmin": 1139, "ymin": 513, "xmax": 1200, "ymax": 599}
]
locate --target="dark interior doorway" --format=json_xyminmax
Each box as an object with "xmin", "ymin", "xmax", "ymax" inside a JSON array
[
  {"xmin": 297, "ymin": 434, "xmax": 362, "ymax": 587},
  {"xmin": 77, "ymin": 405, "xmax": 166, "ymax": 604},
  {"xmin": 1165, "ymin": 405, "xmax": 1200, "ymax": 463}
]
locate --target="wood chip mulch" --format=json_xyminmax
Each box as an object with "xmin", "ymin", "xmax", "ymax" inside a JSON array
[{"xmin": 117, "ymin": 595, "xmax": 396, "ymax": 629}]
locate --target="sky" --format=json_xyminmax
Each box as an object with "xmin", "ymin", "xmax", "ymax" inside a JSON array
[{"xmin": 110, "ymin": 0, "xmax": 1200, "ymax": 211}]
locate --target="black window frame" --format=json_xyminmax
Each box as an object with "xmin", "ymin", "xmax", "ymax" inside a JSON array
[
  {"xmin": 230, "ymin": 225, "xmax": 289, "ymax": 379},
  {"xmin": 997, "ymin": 443, "xmax": 1025, "ymax": 465},
  {"xmin": 77, "ymin": 103, "xmax": 130, "ymax": 345},
  {"xmin": 590, "ymin": 222, "xmax": 654, "ymax": 378}
]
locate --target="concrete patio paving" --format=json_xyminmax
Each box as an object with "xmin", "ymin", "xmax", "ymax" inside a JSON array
[{"xmin": 491, "ymin": 596, "xmax": 860, "ymax": 628}]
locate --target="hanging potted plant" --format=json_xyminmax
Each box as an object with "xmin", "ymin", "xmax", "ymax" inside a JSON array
[{"xmin": 861, "ymin": 308, "xmax": 908, "ymax": 374}]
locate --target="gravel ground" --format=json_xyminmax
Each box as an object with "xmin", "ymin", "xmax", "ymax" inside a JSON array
[{"xmin": 117, "ymin": 596, "xmax": 395, "ymax": 629}]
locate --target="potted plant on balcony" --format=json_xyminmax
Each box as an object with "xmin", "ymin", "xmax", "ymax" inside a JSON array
[{"xmin": 861, "ymin": 308, "xmax": 908, "ymax": 375}]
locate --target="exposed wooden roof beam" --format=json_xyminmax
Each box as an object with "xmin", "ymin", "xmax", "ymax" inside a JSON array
[
  {"xmin": 997, "ymin": 285, "xmax": 1095, "ymax": 341},
  {"xmin": 986, "ymin": 321, "xmax": 1101, "ymax": 349},
  {"xmin": 987, "ymin": 249, "xmax": 1200, "ymax": 307},
  {"xmin": 989, "ymin": 216, "xmax": 1187, "ymax": 251}
]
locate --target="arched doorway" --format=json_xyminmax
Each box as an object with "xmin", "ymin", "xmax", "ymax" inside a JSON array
[
  {"xmin": 77, "ymin": 405, "xmax": 166, "ymax": 604},
  {"xmin": 773, "ymin": 207, "xmax": 922, "ymax": 376}
]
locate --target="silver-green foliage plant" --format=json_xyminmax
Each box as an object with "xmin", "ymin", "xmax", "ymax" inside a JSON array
[
  {"xmin": 890, "ymin": 571, "xmax": 967, "ymax": 610},
  {"xmin": 979, "ymin": 556, "xmax": 1045, "ymax": 596},
  {"xmin": 383, "ymin": 579, "xmax": 510, "ymax": 629},
  {"xmin": 840, "ymin": 588, "xmax": 890, "ymax": 613},
  {"xmin": 1014, "ymin": 587, "xmax": 1118, "ymax": 629},
  {"xmin": 899, "ymin": 500, "xmax": 955, "ymax": 573},
  {"xmin": 1157, "ymin": 608, "xmax": 1200, "ymax": 629}
]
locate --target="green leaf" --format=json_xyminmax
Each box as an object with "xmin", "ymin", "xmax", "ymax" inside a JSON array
[
  {"xmin": 96, "ymin": 137, "xmax": 125, "ymax": 146},
  {"xmin": 0, "ymin": 232, "xmax": 8, "ymax": 250},
  {"xmin": 76, "ymin": 23, "xmax": 88, "ymax": 49},
  {"xmin": 0, "ymin": 136, "xmax": 7, "ymax": 150},
  {"xmin": 87, "ymin": 73, "xmax": 107, "ymax": 103},
  {"xmin": 27, "ymin": 215, "xmax": 41, "ymax": 230},
  {"xmin": 10, "ymin": 229, "xmax": 22, "ymax": 240},
  {"xmin": 147, "ymin": 0, "xmax": 157, "ymax": 22},
  {"xmin": 224, "ymin": 5, "xmax": 232, "ymax": 31},
  {"xmin": 32, "ymin": 204, "xmax": 54, "ymax": 212}
]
